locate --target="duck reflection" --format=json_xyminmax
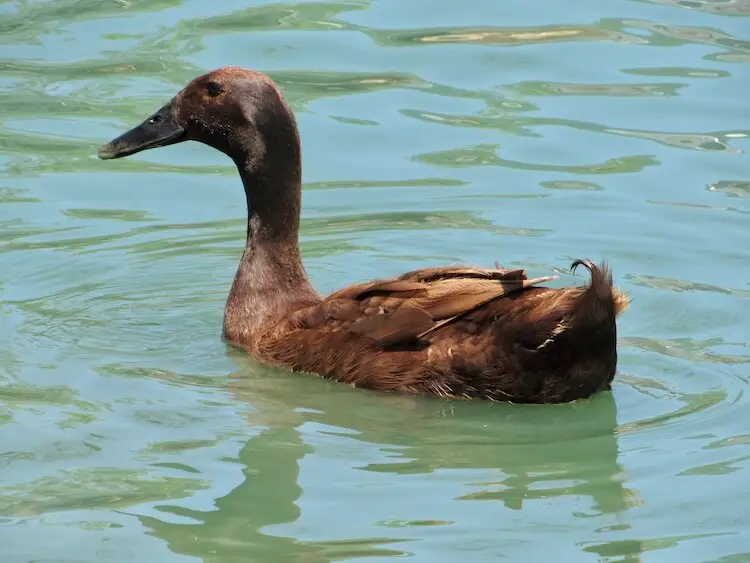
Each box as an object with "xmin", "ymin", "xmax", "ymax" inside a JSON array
[{"xmin": 137, "ymin": 358, "xmax": 643, "ymax": 561}]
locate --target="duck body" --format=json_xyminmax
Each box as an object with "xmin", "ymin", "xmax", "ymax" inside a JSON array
[
  {"xmin": 98, "ymin": 66, "xmax": 629, "ymax": 404},
  {"xmin": 237, "ymin": 261, "xmax": 627, "ymax": 403}
]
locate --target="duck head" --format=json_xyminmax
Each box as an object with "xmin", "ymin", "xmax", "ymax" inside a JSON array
[{"xmin": 98, "ymin": 67, "xmax": 299, "ymax": 168}]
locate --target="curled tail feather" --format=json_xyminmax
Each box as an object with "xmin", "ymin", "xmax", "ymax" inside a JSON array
[
  {"xmin": 526, "ymin": 259, "xmax": 627, "ymax": 399},
  {"xmin": 571, "ymin": 259, "xmax": 629, "ymax": 318}
]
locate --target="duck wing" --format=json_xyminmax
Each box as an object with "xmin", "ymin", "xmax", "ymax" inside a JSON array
[{"xmin": 290, "ymin": 267, "xmax": 556, "ymax": 348}]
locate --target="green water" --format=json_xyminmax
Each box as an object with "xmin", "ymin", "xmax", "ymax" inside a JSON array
[{"xmin": 1, "ymin": 0, "xmax": 749, "ymax": 561}]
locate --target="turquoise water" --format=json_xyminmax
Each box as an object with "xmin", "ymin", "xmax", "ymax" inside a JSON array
[{"xmin": 1, "ymin": 0, "xmax": 749, "ymax": 561}]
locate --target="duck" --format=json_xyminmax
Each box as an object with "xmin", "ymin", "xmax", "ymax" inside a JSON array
[{"xmin": 98, "ymin": 66, "xmax": 630, "ymax": 403}]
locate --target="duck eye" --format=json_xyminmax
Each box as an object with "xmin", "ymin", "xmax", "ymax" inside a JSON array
[{"xmin": 206, "ymin": 81, "xmax": 223, "ymax": 97}]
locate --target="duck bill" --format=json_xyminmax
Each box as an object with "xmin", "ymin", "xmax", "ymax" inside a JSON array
[{"xmin": 98, "ymin": 101, "xmax": 186, "ymax": 160}]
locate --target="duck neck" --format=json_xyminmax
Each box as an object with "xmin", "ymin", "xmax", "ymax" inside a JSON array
[{"xmin": 223, "ymin": 153, "xmax": 319, "ymax": 344}]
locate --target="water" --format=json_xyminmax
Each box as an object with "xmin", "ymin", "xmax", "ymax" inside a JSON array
[{"xmin": 1, "ymin": 0, "xmax": 749, "ymax": 560}]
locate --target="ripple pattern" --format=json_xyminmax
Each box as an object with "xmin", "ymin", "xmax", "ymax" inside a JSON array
[{"xmin": 1, "ymin": 0, "xmax": 749, "ymax": 561}]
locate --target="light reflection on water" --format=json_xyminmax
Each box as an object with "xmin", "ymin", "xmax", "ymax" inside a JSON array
[{"xmin": 1, "ymin": 0, "xmax": 749, "ymax": 561}]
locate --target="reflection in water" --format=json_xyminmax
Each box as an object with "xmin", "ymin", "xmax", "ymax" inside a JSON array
[
  {"xmin": 178, "ymin": 0, "xmax": 370, "ymax": 34},
  {"xmin": 605, "ymin": 129, "xmax": 747, "ymax": 153},
  {"xmin": 413, "ymin": 143, "xmax": 660, "ymax": 175},
  {"xmin": 540, "ymin": 180, "xmax": 604, "ymax": 191},
  {"xmin": 2, "ymin": 0, "xmax": 750, "ymax": 560},
  {"xmin": 622, "ymin": 66, "xmax": 731, "ymax": 79},
  {"xmin": 625, "ymin": 336, "xmax": 749, "ymax": 365},
  {"xmin": 648, "ymin": 198, "xmax": 750, "ymax": 217},
  {"xmin": 709, "ymin": 180, "xmax": 750, "ymax": 198},
  {"xmin": 634, "ymin": 0, "xmax": 750, "ymax": 17},
  {"xmin": 626, "ymin": 273, "xmax": 750, "ymax": 297},
  {"xmin": 367, "ymin": 25, "xmax": 646, "ymax": 47},
  {"xmin": 0, "ymin": 0, "xmax": 184, "ymax": 43},
  {"xmin": 133, "ymin": 362, "xmax": 644, "ymax": 561},
  {"xmin": 506, "ymin": 81, "xmax": 685, "ymax": 98},
  {"xmin": 138, "ymin": 427, "xmax": 342, "ymax": 562}
]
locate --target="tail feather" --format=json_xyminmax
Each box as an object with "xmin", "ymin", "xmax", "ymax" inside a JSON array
[
  {"xmin": 571, "ymin": 259, "xmax": 629, "ymax": 318},
  {"xmin": 524, "ymin": 259, "xmax": 628, "ymax": 400},
  {"xmin": 519, "ymin": 259, "xmax": 627, "ymax": 353}
]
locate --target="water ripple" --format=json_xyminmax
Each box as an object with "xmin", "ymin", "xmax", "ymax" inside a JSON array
[{"xmin": 2, "ymin": 0, "xmax": 750, "ymax": 561}]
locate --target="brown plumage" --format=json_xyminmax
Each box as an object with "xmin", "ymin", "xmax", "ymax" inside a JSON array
[{"xmin": 98, "ymin": 66, "xmax": 630, "ymax": 403}]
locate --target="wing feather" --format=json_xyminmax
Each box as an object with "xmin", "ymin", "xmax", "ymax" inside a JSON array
[{"xmin": 291, "ymin": 265, "xmax": 557, "ymax": 348}]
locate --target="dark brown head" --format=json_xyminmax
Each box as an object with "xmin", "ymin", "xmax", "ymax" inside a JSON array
[{"xmin": 98, "ymin": 67, "xmax": 300, "ymax": 169}]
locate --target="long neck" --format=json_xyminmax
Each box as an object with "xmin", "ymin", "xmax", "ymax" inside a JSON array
[{"xmin": 223, "ymin": 147, "xmax": 319, "ymax": 344}]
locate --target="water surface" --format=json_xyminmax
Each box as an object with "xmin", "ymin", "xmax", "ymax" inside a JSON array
[{"xmin": 1, "ymin": 0, "xmax": 749, "ymax": 561}]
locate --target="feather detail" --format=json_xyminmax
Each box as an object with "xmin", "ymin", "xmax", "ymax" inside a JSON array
[{"xmin": 417, "ymin": 275, "xmax": 557, "ymax": 340}]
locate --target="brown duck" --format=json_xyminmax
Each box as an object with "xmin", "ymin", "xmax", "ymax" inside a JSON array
[{"xmin": 98, "ymin": 67, "xmax": 629, "ymax": 403}]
